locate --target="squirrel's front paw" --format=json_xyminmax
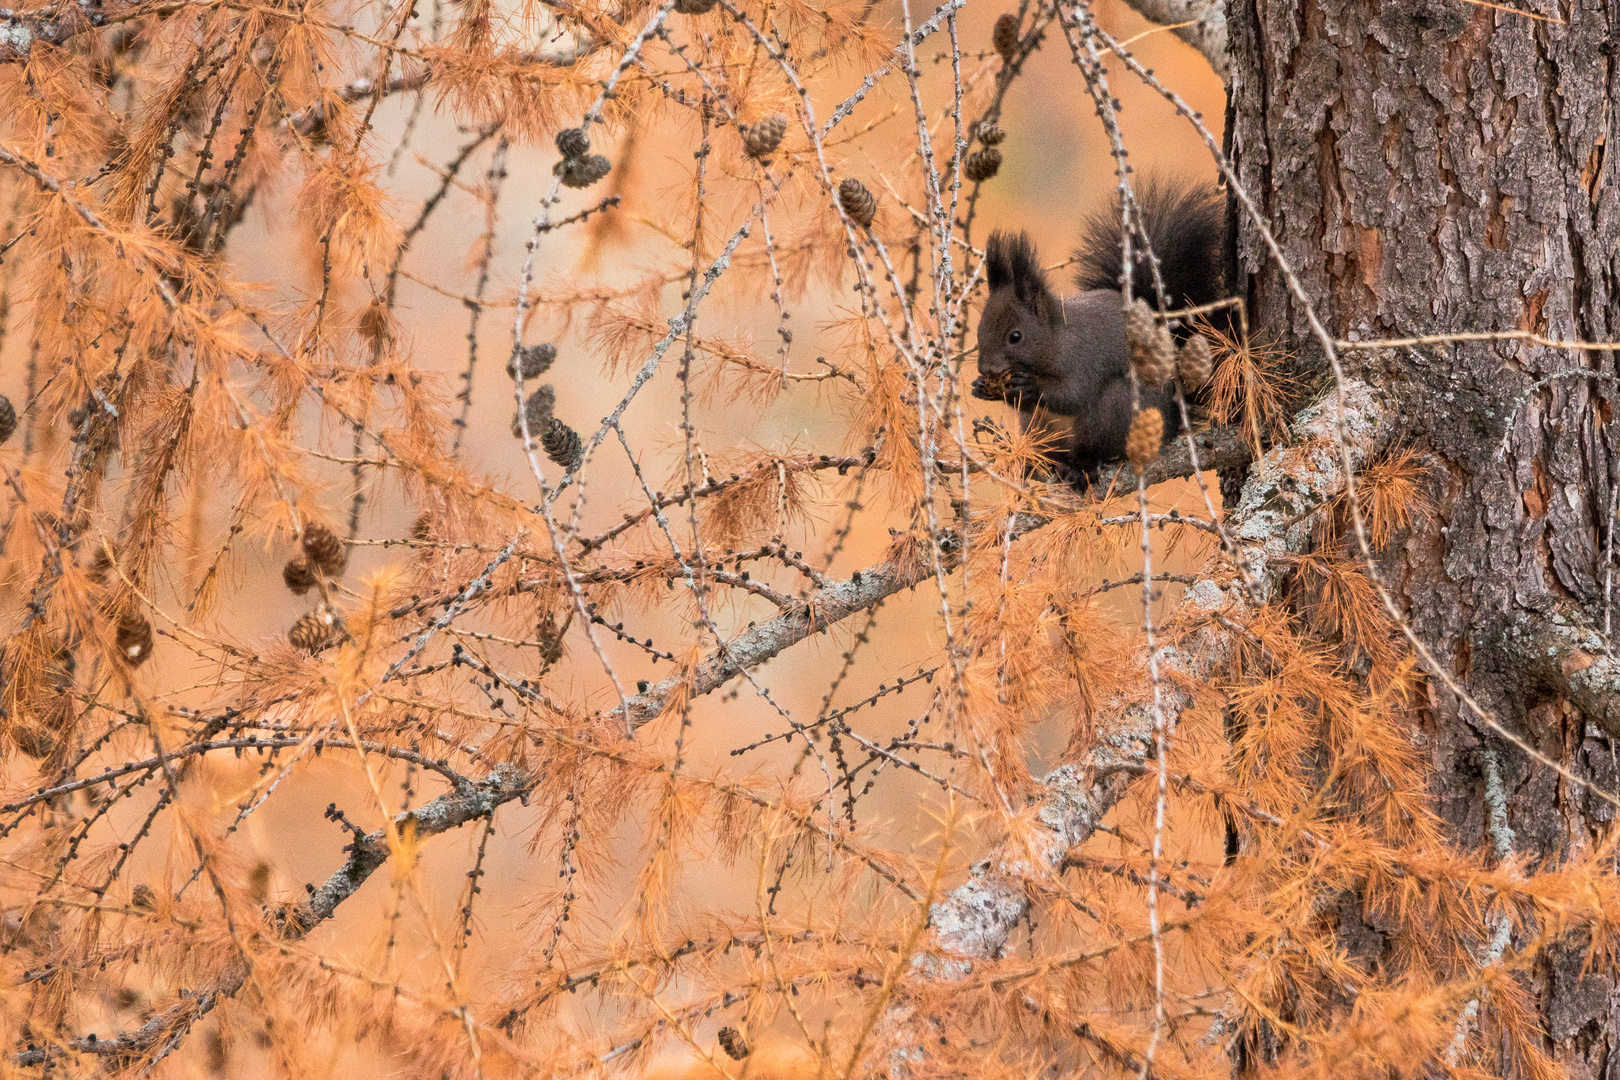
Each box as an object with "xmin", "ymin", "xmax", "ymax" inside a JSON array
[
  {"xmin": 1003, "ymin": 371, "xmax": 1039, "ymax": 403},
  {"xmin": 971, "ymin": 372, "xmax": 1009, "ymax": 401}
]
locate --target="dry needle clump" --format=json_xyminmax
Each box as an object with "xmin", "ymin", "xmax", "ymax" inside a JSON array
[
  {"xmin": 1125, "ymin": 298, "xmax": 1175, "ymax": 388},
  {"xmin": 1178, "ymin": 333, "xmax": 1214, "ymax": 389},
  {"xmin": 838, "ymin": 178, "xmax": 877, "ymax": 228},
  {"xmin": 1126, "ymin": 408, "xmax": 1165, "ymax": 467},
  {"xmin": 964, "ymin": 147, "xmax": 1002, "ymax": 182},
  {"xmin": 508, "ymin": 342, "xmax": 557, "ymax": 381}
]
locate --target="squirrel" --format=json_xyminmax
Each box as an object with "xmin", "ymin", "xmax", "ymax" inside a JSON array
[{"xmin": 971, "ymin": 177, "xmax": 1225, "ymax": 488}]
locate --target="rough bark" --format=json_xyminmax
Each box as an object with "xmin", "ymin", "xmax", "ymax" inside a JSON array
[{"xmin": 1228, "ymin": 0, "xmax": 1620, "ymax": 1072}]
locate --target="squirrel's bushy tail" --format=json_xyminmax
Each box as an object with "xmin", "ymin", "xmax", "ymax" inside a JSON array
[{"xmin": 1073, "ymin": 177, "xmax": 1224, "ymax": 312}]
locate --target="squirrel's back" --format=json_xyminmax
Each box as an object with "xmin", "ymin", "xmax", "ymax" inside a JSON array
[{"xmin": 1072, "ymin": 178, "xmax": 1224, "ymax": 313}]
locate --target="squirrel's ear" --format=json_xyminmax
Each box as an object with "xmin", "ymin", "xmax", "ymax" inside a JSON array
[{"xmin": 1035, "ymin": 290, "xmax": 1063, "ymax": 328}]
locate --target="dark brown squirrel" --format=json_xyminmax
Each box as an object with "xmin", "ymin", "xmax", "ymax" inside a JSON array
[{"xmin": 971, "ymin": 177, "xmax": 1225, "ymax": 488}]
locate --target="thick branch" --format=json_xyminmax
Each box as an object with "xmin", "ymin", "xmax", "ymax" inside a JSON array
[{"xmin": 926, "ymin": 379, "xmax": 1386, "ymax": 965}]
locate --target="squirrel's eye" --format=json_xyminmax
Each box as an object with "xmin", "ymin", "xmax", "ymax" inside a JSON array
[{"xmin": 1008, "ymin": 329, "xmax": 1022, "ymax": 345}]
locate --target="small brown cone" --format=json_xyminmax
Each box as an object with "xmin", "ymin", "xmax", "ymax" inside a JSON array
[
  {"xmin": 838, "ymin": 178, "xmax": 877, "ymax": 228},
  {"xmin": 0, "ymin": 394, "xmax": 16, "ymax": 445},
  {"xmin": 555, "ymin": 127, "xmax": 590, "ymax": 158},
  {"xmin": 116, "ymin": 610, "xmax": 154, "ymax": 667},
  {"xmin": 542, "ymin": 417, "xmax": 584, "ymax": 469},
  {"xmin": 963, "ymin": 147, "xmax": 1002, "ymax": 182},
  {"xmin": 288, "ymin": 604, "xmax": 343, "ymax": 653},
  {"xmin": 555, "ymin": 154, "xmax": 611, "ymax": 188},
  {"xmin": 976, "ymin": 121, "xmax": 1005, "ymax": 146},
  {"xmin": 301, "ymin": 524, "xmax": 345, "ymax": 575},
  {"xmin": 1177, "ymin": 333, "xmax": 1214, "ymax": 390},
  {"xmin": 742, "ymin": 112, "xmax": 787, "ymax": 158},
  {"xmin": 1125, "ymin": 298, "xmax": 1175, "ymax": 388},
  {"xmin": 674, "ymin": 0, "xmax": 717, "ymax": 11},
  {"xmin": 507, "ymin": 342, "xmax": 557, "ymax": 380},
  {"xmin": 991, "ymin": 13, "xmax": 1019, "ymax": 61},
  {"xmin": 1126, "ymin": 408, "xmax": 1165, "ymax": 468},
  {"xmin": 717, "ymin": 1028, "xmax": 751, "ymax": 1060},
  {"xmin": 410, "ymin": 513, "xmax": 433, "ymax": 542},
  {"xmin": 512, "ymin": 386, "xmax": 556, "ymax": 440},
  {"xmin": 283, "ymin": 556, "xmax": 318, "ymax": 595},
  {"xmin": 131, "ymin": 884, "xmax": 157, "ymax": 911}
]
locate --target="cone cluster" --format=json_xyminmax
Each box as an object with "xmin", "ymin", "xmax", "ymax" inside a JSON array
[
  {"xmin": 553, "ymin": 128, "xmax": 610, "ymax": 189},
  {"xmin": 1125, "ymin": 298, "xmax": 1175, "ymax": 388}
]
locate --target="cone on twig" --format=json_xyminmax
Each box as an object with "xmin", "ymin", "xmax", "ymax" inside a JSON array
[
  {"xmin": 991, "ymin": 13, "xmax": 1019, "ymax": 61},
  {"xmin": 555, "ymin": 154, "xmax": 611, "ymax": 188},
  {"xmin": 512, "ymin": 385, "xmax": 556, "ymax": 440},
  {"xmin": 1177, "ymin": 333, "xmax": 1214, "ymax": 389},
  {"xmin": 116, "ymin": 610, "xmax": 153, "ymax": 667},
  {"xmin": 508, "ymin": 342, "xmax": 557, "ymax": 381},
  {"xmin": 1126, "ymin": 408, "xmax": 1165, "ymax": 467},
  {"xmin": 288, "ymin": 604, "xmax": 343, "ymax": 653},
  {"xmin": 838, "ymin": 178, "xmax": 877, "ymax": 228},
  {"xmin": 976, "ymin": 121, "xmax": 1005, "ymax": 146},
  {"xmin": 674, "ymin": 0, "xmax": 717, "ymax": 12},
  {"xmin": 555, "ymin": 127, "xmax": 590, "ymax": 158},
  {"xmin": 1125, "ymin": 298, "xmax": 1175, "ymax": 389},
  {"xmin": 301, "ymin": 524, "xmax": 346, "ymax": 576},
  {"xmin": 742, "ymin": 112, "xmax": 787, "ymax": 158},
  {"xmin": 717, "ymin": 1028, "xmax": 750, "ymax": 1060},
  {"xmin": 0, "ymin": 393, "xmax": 17, "ymax": 445},
  {"xmin": 542, "ymin": 417, "xmax": 583, "ymax": 469},
  {"xmin": 964, "ymin": 148, "xmax": 1002, "ymax": 182},
  {"xmin": 283, "ymin": 556, "xmax": 318, "ymax": 595}
]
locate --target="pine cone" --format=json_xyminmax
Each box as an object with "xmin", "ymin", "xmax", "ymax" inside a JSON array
[
  {"xmin": 116, "ymin": 610, "xmax": 153, "ymax": 667},
  {"xmin": 963, "ymin": 147, "xmax": 1002, "ymax": 182},
  {"xmin": 301, "ymin": 523, "xmax": 346, "ymax": 576},
  {"xmin": 991, "ymin": 13, "xmax": 1019, "ymax": 61},
  {"xmin": 542, "ymin": 417, "xmax": 584, "ymax": 469},
  {"xmin": 555, "ymin": 154, "xmax": 611, "ymax": 189},
  {"xmin": 410, "ymin": 513, "xmax": 433, "ymax": 542},
  {"xmin": 288, "ymin": 604, "xmax": 343, "ymax": 653},
  {"xmin": 512, "ymin": 385, "xmax": 557, "ymax": 440},
  {"xmin": 507, "ymin": 342, "xmax": 557, "ymax": 381},
  {"xmin": 1125, "ymin": 298, "xmax": 1175, "ymax": 389},
  {"xmin": 976, "ymin": 121, "xmax": 1006, "ymax": 146},
  {"xmin": 1126, "ymin": 408, "xmax": 1166, "ymax": 467},
  {"xmin": 555, "ymin": 127, "xmax": 590, "ymax": 158},
  {"xmin": 283, "ymin": 556, "xmax": 318, "ymax": 595},
  {"xmin": 0, "ymin": 393, "xmax": 16, "ymax": 445},
  {"xmin": 717, "ymin": 1028, "xmax": 750, "ymax": 1060},
  {"xmin": 131, "ymin": 884, "xmax": 157, "ymax": 911},
  {"xmin": 838, "ymin": 178, "xmax": 877, "ymax": 228},
  {"xmin": 1177, "ymin": 333, "xmax": 1214, "ymax": 390},
  {"xmin": 742, "ymin": 112, "xmax": 787, "ymax": 158},
  {"xmin": 674, "ymin": 0, "xmax": 717, "ymax": 11}
]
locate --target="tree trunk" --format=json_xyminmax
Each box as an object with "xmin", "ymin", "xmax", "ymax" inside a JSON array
[{"xmin": 1229, "ymin": 0, "xmax": 1620, "ymax": 1072}]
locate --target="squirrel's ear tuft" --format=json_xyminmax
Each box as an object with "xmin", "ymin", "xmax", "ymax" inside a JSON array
[{"xmin": 985, "ymin": 230, "xmax": 1051, "ymax": 307}]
